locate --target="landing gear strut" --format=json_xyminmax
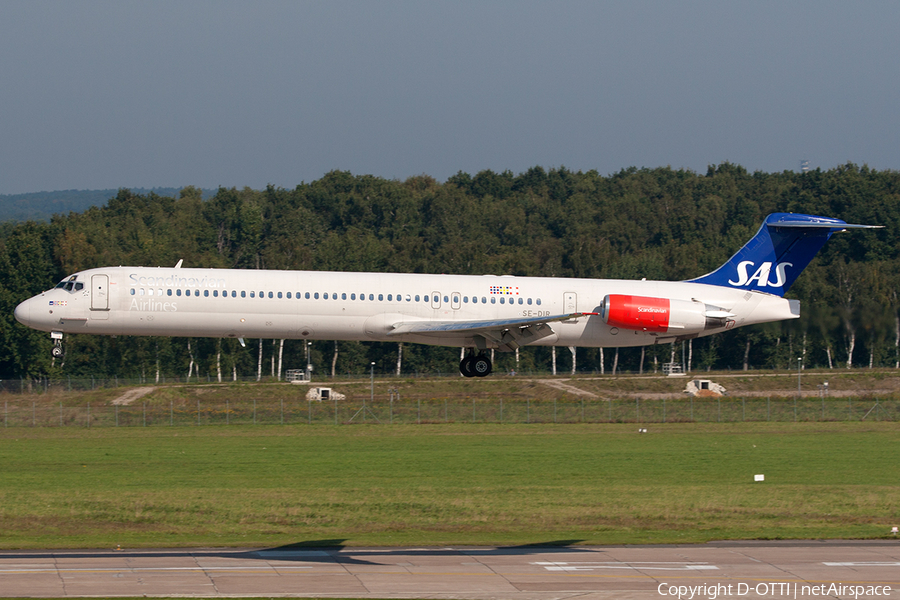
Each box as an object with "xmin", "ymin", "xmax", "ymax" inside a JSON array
[
  {"xmin": 459, "ymin": 352, "xmax": 492, "ymax": 378},
  {"xmin": 51, "ymin": 331, "xmax": 64, "ymax": 358}
]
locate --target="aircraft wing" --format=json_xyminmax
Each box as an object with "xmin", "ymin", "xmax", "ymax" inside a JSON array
[{"xmin": 386, "ymin": 312, "xmax": 595, "ymax": 351}]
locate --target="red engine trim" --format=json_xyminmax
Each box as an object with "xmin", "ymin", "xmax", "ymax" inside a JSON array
[{"xmin": 603, "ymin": 294, "xmax": 670, "ymax": 332}]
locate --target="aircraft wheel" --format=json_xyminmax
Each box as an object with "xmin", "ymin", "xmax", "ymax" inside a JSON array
[
  {"xmin": 460, "ymin": 356, "xmax": 476, "ymax": 377},
  {"xmin": 51, "ymin": 345, "xmax": 64, "ymax": 358},
  {"xmin": 472, "ymin": 355, "xmax": 492, "ymax": 377}
]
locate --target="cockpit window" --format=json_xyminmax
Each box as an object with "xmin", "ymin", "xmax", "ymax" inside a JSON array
[{"xmin": 55, "ymin": 275, "xmax": 80, "ymax": 292}]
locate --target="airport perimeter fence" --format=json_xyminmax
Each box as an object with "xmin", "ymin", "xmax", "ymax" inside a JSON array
[
  {"xmin": 0, "ymin": 370, "xmax": 708, "ymax": 393},
  {"xmin": 1, "ymin": 395, "xmax": 896, "ymax": 428},
  {"xmin": 0, "ymin": 375, "xmax": 317, "ymax": 393}
]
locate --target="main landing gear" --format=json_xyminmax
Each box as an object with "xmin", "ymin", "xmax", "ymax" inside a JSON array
[{"xmin": 460, "ymin": 352, "xmax": 492, "ymax": 378}]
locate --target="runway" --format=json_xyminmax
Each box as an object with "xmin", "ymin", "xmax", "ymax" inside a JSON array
[{"xmin": 0, "ymin": 541, "xmax": 898, "ymax": 599}]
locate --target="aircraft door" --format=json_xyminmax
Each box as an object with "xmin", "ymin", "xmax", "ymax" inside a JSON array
[
  {"xmin": 431, "ymin": 292, "xmax": 441, "ymax": 309},
  {"xmin": 451, "ymin": 292, "xmax": 461, "ymax": 310},
  {"xmin": 91, "ymin": 274, "xmax": 110, "ymax": 319},
  {"xmin": 563, "ymin": 292, "xmax": 577, "ymax": 322}
]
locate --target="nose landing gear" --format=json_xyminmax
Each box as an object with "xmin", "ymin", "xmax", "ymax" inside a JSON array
[
  {"xmin": 459, "ymin": 352, "xmax": 492, "ymax": 378},
  {"xmin": 51, "ymin": 331, "xmax": 64, "ymax": 358}
]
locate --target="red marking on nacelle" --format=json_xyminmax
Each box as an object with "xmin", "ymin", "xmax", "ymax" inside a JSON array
[{"xmin": 602, "ymin": 295, "xmax": 670, "ymax": 332}]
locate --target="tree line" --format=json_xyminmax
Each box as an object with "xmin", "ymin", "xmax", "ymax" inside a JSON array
[{"xmin": 1, "ymin": 162, "xmax": 898, "ymax": 380}]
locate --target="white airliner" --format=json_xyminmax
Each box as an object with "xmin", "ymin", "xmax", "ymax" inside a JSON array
[{"xmin": 14, "ymin": 213, "xmax": 877, "ymax": 377}]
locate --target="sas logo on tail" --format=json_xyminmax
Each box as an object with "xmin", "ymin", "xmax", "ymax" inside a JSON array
[{"xmin": 728, "ymin": 261, "xmax": 792, "ymax": 288}]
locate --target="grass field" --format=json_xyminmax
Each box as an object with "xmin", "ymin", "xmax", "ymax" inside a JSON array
[{"xmin": 0, "ymin": 422, "xmax": 897, "ymax": 549}]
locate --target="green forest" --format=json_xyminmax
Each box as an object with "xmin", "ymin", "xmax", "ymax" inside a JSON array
[{"xmin": 1, "ymin": 163, "xmax": 898, "ymax": 380}]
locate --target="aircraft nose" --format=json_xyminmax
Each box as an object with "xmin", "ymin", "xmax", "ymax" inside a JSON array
[{"xmin": 14, "ymin": 298, "xmax": 30, "ymax": 326}]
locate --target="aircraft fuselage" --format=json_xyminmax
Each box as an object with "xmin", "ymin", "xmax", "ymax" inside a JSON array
[{"xmin": 15, "ymin": 266, "xmax": 797, "ymax": 349}]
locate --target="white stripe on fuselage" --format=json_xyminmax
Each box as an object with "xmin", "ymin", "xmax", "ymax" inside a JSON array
[{"xmin": 22, "ymin": 266, "xmax": 797, "ymax": 349}]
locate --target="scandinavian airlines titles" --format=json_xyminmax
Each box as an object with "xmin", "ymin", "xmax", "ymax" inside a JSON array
[
  {"xmin": 128, "ymin": 273, "xmax": 226, "ymax": 289},
  {"xmin": 728, "ymin": 261, "xmax": 792, "ymax": 288}
]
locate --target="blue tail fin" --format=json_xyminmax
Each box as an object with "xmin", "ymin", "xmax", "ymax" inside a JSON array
[{"xmin": 688, "ymin": 213, "xmax": 878, "ymax": 297}]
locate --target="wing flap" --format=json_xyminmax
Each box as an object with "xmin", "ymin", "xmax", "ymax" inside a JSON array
[
  {"xmin": 387, "ymin": 312, "xmax": 595, "ymax": 351},
  {"xmin": 387, "ymin": 313, "xmax": 585, "ymax": 335}
]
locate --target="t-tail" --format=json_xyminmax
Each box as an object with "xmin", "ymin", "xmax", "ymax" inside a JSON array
[{"xmin": 688, "ymin": 213, "xmax": 880, "ymax": 297}]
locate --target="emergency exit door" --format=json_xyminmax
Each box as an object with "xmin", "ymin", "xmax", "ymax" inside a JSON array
[{"xmin": 563, "ymin": 292, "xmax": 577, "ymax": 322}]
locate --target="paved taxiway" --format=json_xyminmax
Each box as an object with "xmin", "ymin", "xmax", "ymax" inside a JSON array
[{"xmin": 0, "ymin": 541, "xmax": 897, "ymax": 599}]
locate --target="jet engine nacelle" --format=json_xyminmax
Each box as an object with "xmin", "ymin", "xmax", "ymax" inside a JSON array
[{"xmin": 600, "ymin": 294, "xmax": 733, "ymax": 334}]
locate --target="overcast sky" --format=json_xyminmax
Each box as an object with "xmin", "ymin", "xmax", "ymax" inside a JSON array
[{"xmin": 1, "ymin": 1, "xmax": 897, "ymax": 194}]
